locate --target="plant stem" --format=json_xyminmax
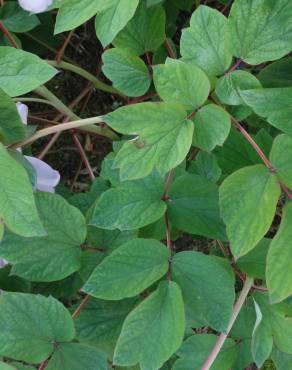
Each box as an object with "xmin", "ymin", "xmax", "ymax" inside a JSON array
[
  {"xmin": 34, "ymin": 86, "xmax": 119, "ymax": 140},
  {"xmin": 72, "ymin": 133, "xmax": 95, "ymax": 181},
  {"xmin": 14, "ymin": 116, "xmax": 104, "ymax": 148},
  {"xmin": 47, "ymin": 60, "xmax": 123, "ymax": 96},
  {"xmin": 231, "ymin": 116, "xmax": 275, "ymax": 171},
  {"xmin": 0, "ymin": 21, "xmax": 17, "ymax": 48},
  {"xmin": 201, "ymin": 277, "xmax": 254, "ymax": 370},
  {"xmin": 71, "ymin": 294, "xmax": 91, "ymax": 320}
]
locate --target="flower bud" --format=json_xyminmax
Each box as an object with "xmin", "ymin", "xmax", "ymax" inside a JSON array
[{"xmin": 18, "ymin": 0, "xmax": 53, "ymax": 14}]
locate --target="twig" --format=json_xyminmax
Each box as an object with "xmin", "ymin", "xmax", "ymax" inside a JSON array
[
  {"xmin": 71, "ymin": 294, "xmax": 91, "ymax": 320},
  {"xmin": 56, "ymin": 29, "xmax": 75, "ymax": 64},
  {"xmin": 0, "ymin": 21, "xmax": 17, "ymax": 48},
  {"xmin": 201, "ymin": 277, "xmax": 254, "ymax": 370},
  {"xmin": 71, "ymin": 132, "xmax": 95, "ymax": 181}
]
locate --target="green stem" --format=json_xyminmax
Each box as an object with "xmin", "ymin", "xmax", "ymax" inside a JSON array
[
  {"xmin": 34, "ymin": 86, "xmax": 119, "ymax": 140},
  {"xmin": 13, "ymin": 97, "xmax": 62, "ymax": 111},
  {"xmin": 201, "ymin": 277, "xmax": 254, "ymax": 370},
  {"xmin": 47, "ymin": 60, "xmax": 123, "ymax": 96},
  {"xmin": 14, "ymin": 116, "xmax": 105, "ymax": 148}
]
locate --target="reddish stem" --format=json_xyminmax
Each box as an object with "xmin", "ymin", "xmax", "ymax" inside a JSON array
[
  {"xmin": 38, "ymin": 360, "xmax": 48, "ymax": 370},
  {"xmin": 164, "ymin": 38, "xmax": 176, "ymax": 59},
  {"xmin": 225, "ymin": 58, "xmax": 242, "ymax": 74},
  {"xmin": 71, "ymin": 294, "xmax": 91, "ymax": 320},
  {"xmin": 56, "ymin": 29, "xmax": 75, "ymax": 64},
  {"xmin": 71, "ymin": 132, "xmax": 95, "ymax": 181},
  {"xmin": 0, "ymin": 21, "xmax": 18, "ymax": 48},
  {"xmin": 231, "ymin": 116, "xmax": 275, "ymax": 171}
]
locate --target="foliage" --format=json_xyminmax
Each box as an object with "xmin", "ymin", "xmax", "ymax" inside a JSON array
[{"xmin": 0, "ymin": 0, "xmax": 292, "ymax": 369}]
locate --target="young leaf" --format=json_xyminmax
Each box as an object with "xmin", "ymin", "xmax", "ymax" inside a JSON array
[
  {"xmin": 83, "ymin": 238, "xmax": 170, "ymax": 300},
  {"xmin": 168, "ymin": 173, "xmax": 226, "ymax": 240},
  {"xmin": 270, "ymin": 134, "xmax": 292, "ymax": 188},
  {"xmin": 252, "ymin": 292, "xmax": 292, "ymax": 367},
  {"xmin": 173, "ymin": 334, "xmax": 238, "ymax": 370},
  {"xmin": 219, "ymin": 164, "xmax": 281, "ymax": 258},
  {"xmin": 113, "ymin": 281, "xmax": 185, "ymax": 369},
  {"xmin": 75, "ymin": 297, "xmax": 137, "ymax": 357},
  {"xmin": 153, "ymin": 59, "xmax": 210, "ymax": 110},
  {"xmin": 0, "ymin": 192, "xmax": 86, "ymax": 282},
  {"xmin": 0, "ymin": 292, "xmax": 74, "ymax": 363},
  {"xmin": 113, "ymin": 1, "xmax": 165, "ymax": 55},
  {"xmin": 215, "ymin": 70, "xmax": 261, "ymax": 106},
  {"xmin": 266, "ymin": 203, "xmax": 292, "ymax": 303},
  {"xmin": 0, "ymin": 47, "xmax": 56, "ymax": 96},
  {"xmin": 172, "ymin": 251, "xmax": 234, "ymax": 332},
  {"xmin": 103, "ymin": 103, "xmax": 193, "ymax": 180},
  {"xmin": 102, "ymin": 48, "xmax": 151, "ymax": 97},
  {"xmin": 95, "ymin": 0, "xmax": 139, "ymax": 47},
  {"xmin": 89, "ymin": 172, "xmax": 166, "ymax": 230},
  {"xmin": 227, "ymin": 0, "xmax": 292, "ymax": 65},
  {"xmin": 46, "ymin": 343, "xmax": 108, "ymax": 370},
  {"xmin": 192, "ymin": 104, "xmax": 231, "ymax": 151},
  {"xmin": 55, "ymin": 0, "xmax": 100, "ymax": 34},
  {"xmin": 0, "ymin": 89, "xmax": 26, "ymax": 144},
  {"xmin": 0, "ymin": 144, "xmax": 45, "ymax": 237},
  {"xmin": 240, "ymin": 88, "xmax": 292, "ymax": 135},
  {"xmin": 180, "ymin": 5, "xmax": 232, "ymax": 75}
]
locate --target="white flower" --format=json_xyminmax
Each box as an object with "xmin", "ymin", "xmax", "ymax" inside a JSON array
[
  {"xmin": 0, "ymin": 259, "xmax": 8, "ymax": 268},
  {"xmin": 16, "ymin": 103, "xmax": 60, "ymax": 193},
  {"xmin": 18, "ymin": 0, "xmax": 53, "ymax": 14}
]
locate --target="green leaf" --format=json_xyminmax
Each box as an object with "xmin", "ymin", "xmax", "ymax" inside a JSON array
[
  {"xmin": 0, "ymin": 47, "xmax": 56, "ymax": 96},
  {"xmin": 219, "ymin": 164, "xmax": 281, "ymax": 258},
  {"xmin": 46, "ymin": 343, "xmax": 108, "ymax": 370},
  {"xmin": 103, "ymin": 103, "xmax": 193, "ymax": 180},
  {"xmin": 0, "ymin": 2, "xmax": 40, "ymax": 32},
  {"xmin": 237, "ymin": 238, "xmax": 270, "ymax": 279},
  {"xmin": 240, "ymin": 88, "xmax": 292, "ymax": 135},
  {"xmin": 90, "ymin": 172, "xmax": 166, "ymax": 230},
  {"xmin": 113, "ymin": 281, "xmax": 185, "ymax": 369},
  {"xmin": 0, "ymin": 144, "xmax": 45, "ymax": 237},
  {"xmin": 0, "ymin": 89, "xmax": 26, "ymax": 144},
  {"xmin": 0, "ymin": 292, "xmax": 74, "ymax": 363},
  {"xmin": 95, "ymin": 0, "xmax": 139, "ymax": 47},
  {"xmin": 0, "ymin": 192, "xmax": 86, "ymax": 282},
  {"xmin": 102, "ymin": 48, "xmax": 151, "ymax": 97},
  {"xmin": 75, "ymin": 297, "xmax": 137, "ymax": 357},
  {"xmin": 272, "ymin": 347, "xmax": 292, "ymax": 370},
  {"xmin": 215, "ymin": 70, "xmax": 261, "ymax": 105},
  {"xmin": 188, "ymin": 151, "xmax": 222, "ymax": 183},
  {"xmin": 168, "ymin": 173, "xmax": 226, "ymax": 240},
  {"xmin": 173, "ymin": 334, "xmax": 237, "ymax": 370},
  {"xmin": 113, "ymin": 1, "xmax": 165, "ymax": 55},
  {"xmin": 83, "ymin": 238, "xmax": 170, "ymax": 299},
  {"xmin": 227, "ymin": 0, "xmax": 292, "ymax": 65},
  {"xmin": 258, "ymin": 57, "xmax": 292, "ymax": 88},
  {"xmin": 153, "ymin": 59, "xmax": 210, "ymax": 110},
  {"xmin": 55, "ymin": 0, "xmax": 100, "ymax": 34},
  {"xmin": 192, "ymin": 104, "xmax": 231, "ymax": 151},
  {"xmin": 180, "ymin": 5, "xmax": 232, "ymax": 76},
  {"xmin": 252, "ymin": 292, "xmax": 292, "ymax": 367},
  {"xmin": 0, "ymin": 363, "xmax": 17, "ymax": 370},
  {"xmin": 172, "ymin": 251, "xmax": 234, "ymax": 331},
  {"xmin": 266, "ymin": 203, "xmax": 292, "ymax": 303},
  {"xmin": 87, "ymin": 227, "xmax": 137, "ymax": 254},
  {"xmin": 270, "ymin": 134, "xmax": 292, "ymax": 189}
]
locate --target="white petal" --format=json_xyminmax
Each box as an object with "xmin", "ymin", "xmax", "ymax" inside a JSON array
[
  {"xmin": 16, "ymin": 102, "xmax": 28, "ymax": 125},
  {"xmin": 25, "ymin": 156, "xmax": 60, "ymax": 193},
  {"xmin": 0, "ymin": 259, "xmax": 8, "ymax": 268},
  {"xmin": 18, "ymin": 0, "xmax": 53, "ymax": 14}
]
